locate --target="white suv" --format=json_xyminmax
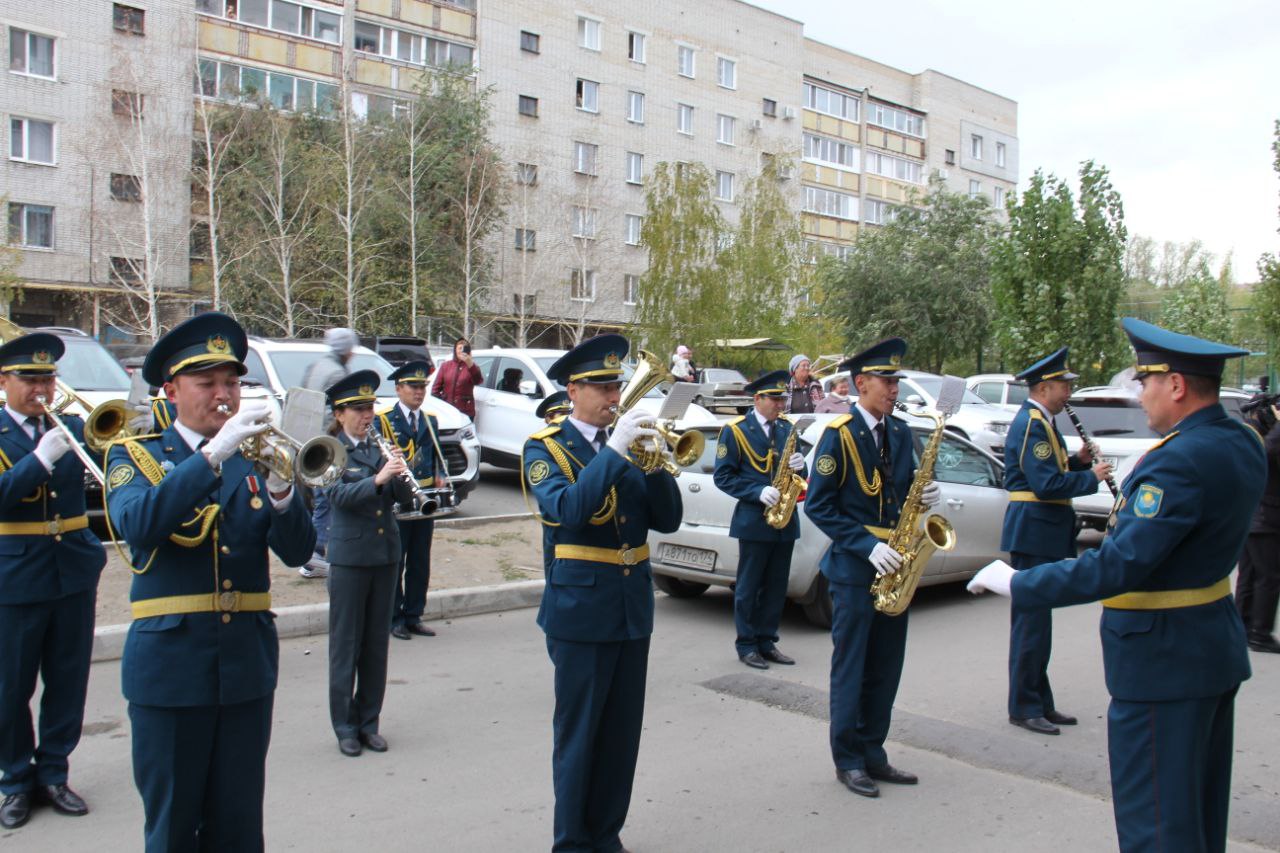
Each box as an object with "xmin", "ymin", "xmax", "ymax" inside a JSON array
[{"xmin": 243, "ymin": 338, "xmax": 480, "ymax": 501}]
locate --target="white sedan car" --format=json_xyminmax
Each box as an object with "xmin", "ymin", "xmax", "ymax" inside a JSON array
[{"xmin": 647, "ymin": 413, "xmax": 1010, "ymax": 627}]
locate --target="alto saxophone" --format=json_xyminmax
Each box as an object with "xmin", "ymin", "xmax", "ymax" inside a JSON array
[
  {"xmin": 869, "ymin": 404, "xmax": 958, "ymax": 615},
  {"xmin": 764, "ymin": 419, "xmax": 806, "ymax": 529}
]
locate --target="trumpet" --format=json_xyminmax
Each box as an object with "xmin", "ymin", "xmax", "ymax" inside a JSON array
[
  {"xmin": 610, "ymin": 349, "xmax": 704, "ymax": 476},
  {"xmin": 35, "ymin": 394, "xmax": 106, "ymax": 485},
  {"xmin": 216, "ymin": 404, "xmax": 347, "ymax": 487}
]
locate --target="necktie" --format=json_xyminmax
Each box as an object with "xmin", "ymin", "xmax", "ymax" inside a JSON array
[
  {"xmin": 27, "ymin": 416, "xmax": 43, "ymax": 441},
  {"xmin": 763, "ymin": 421, "xmax": 772, "ymax": 444},
  {"xmin": 593, "ymin": 431, "xmax": 606, "ymax": 453},
  {"xmin": 409, "ymin": 410, "xmax": 418, "ymax": 435},
  {"xmin": 874, "ymin": 422, "xmax": 889, "ymax": 463}
]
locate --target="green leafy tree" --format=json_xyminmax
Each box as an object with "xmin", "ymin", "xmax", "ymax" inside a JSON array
[
  {"xmin": 1159, "ymin": 257, "xmax": 1233, "ymax": 342},
  {"xmin": 992, "ymin": 161, "xmax": 1128, "ymax": 385},
  {"xmin": 1250, "ymin": 120, "xmax": 1280, "ymax": 381}
]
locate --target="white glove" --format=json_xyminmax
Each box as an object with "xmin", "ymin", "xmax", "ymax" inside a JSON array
[
  {"xmin": 606, "ymin": 408, "xmax": 658, "ymax": 457},
  {"xmin": 266, "ymin": 471, "xmax": 292, "ymax": 495},
  {"xmin": 34, "ymin": 428, "xmax": 73, "ymax": 471},
  {"xmin": 967, "ymin": 559, "xmax": 1015, "ymax": 597},
  {"xmin": 128, "ymin": 401, "xmax": 154, "ymax": 434},
  {"xmin": 788, "ymin": 452, "xmax": 805, "ymax": 472},
  {"xmin": 759, "ymin": 485, "xmax": 781, "ymax": 507},
  {"xmin": 920, "ymin": 481, "xmax": 942, "ymax": 508},
  {"xmin": 869, "ymin": 542, "xmax": 904, "ymax": 577},
  {"xmin": 203, "ymin": 402, "xmax": 272, "ymax": 468}
]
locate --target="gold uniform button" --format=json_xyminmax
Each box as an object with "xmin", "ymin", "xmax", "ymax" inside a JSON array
[
  {"xmin": 623, "ymin": 568, "xmax": 631, "ymax": 577},
  {"xmin": 376, "ymin": 510, "xmax": 383, "ymax": 517},
  {"xmin": 377, "ymin": 528, "xmax": 384, "ymax": 534},
  {"xmin": 221, "ymin": 614, "xmax": 231, "ymax": 624},
  {"xmin": 220, "ymin": 545, "xmax": 231, "ymax": 554},
  {"xmin": 222, "ymin": 579, "xmax": 233, "ymax": 590},
  {"xmin": 619, "ymin": 515, "xmax": 627, "ymax": 524},
  {"xmin": 49, "ymin": 491, "xmax": 58, "ymax": 499},
  {"xmin": 54, "ymin": 535, "xmax": 62, "ymax": 542}
]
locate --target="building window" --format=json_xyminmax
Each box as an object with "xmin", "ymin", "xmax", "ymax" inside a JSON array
[
  {"xmin": 969, "ymin": 179, "xmax": 981, "ymax": 198},
  {"xmin": 867, "ymin": 102, "xmax": 925, "ymax": 137},
  {"xmin": 518, "ymin": 95, "xmax": 538, "ymax": 117},
  {"xmin": 627, "ymin": 31, "xmax": 645, "ymax": 63},
  {"xmin": 716, "ymin": 114, "xmax": 736, "ymax": 146},
  {"xmin": 513, "ymin": 293, "xmax": 536, "ymax": 314},
  {"xmin": 515, "ymin": 228, "xmax": 536, "ymax": 251},
  {"xmin": 677, "ymin": 45, "xmax": 695, "ymax": 78},
  {"xmin": 196, "ymin": 59, "xmax": 337, "ymax": 112},
  {"xmin": 717, "ymin": 57, "xmax": 736, "ymax": 89},
  {"xmin": 627, "ymin": 90, "xmax": 645, "ymax": 124},
  {"xmin": 625, "ymin": 214, "xmax": 642, "ymax": 245},
  {"xmin": 573, "ymin": 141, "xmax": 598, "ymax": 176},
  {"xmin": 864, "ymin": 151, "xmax": 924, "ymax": 184},
  {"xmin": 803, "ymin": 186, "xmax": 857, "ymax": 220},
  {"xmin": 803, "ymin": 82, "xmax": 859, "ymax": 122},
  {"xmin": 993, "ymin": 186, "xmax": 1005, "ymax": 207},
  {"xmin": 762, "ymin": 98, "xmax": 777, "ymax": 118},
  {"xmin": 715, "ymin": 170, "xmax": 735, "ymax": 202},
  {"xmin": 624, "ymin": 151, "xmax": 644, "ymax": 185},
  {"xmin": 970, "ymin": 134, "xmax": 983, "ymax": 160},
  {"xmin": 353, "ymin": 21, "xmax": 471, "ymax": 66},
  {"xmin": 803, "ymin": 132, "xmax": 858, "ymax": 169},
  {"xmin": 7, "ymin": 203, "xmax": 53, "ymax": 249},
  {"xmin": 945, "ymin": 149, "xmax": 956, "ymax": 166},
  {"xmin": 110, "ymin": 256, "xmax": 145, "ymax": 285},
  {"xmin": 9, "ymin": 117, "xmax": 55, "ymax": 165},
  {"xmin": 570, "ymin": 269, "xmax": 596, "ymax": 301},
  {"xmin": 996, "ymin": 142, "xmax": 1007, "ymax": 168},
  {"xmin": 623, "ymin": 274, "xmax": 638, "ymax": 305},
  {"xmin": 571, "ymin": 206, "xmax": 597, "ymax": 239},
  {"xmin": 516, "ymin": 162, "xmax": 538, "ymax": 185},
  {"xmin": 520, "ymin": 30, "xmax": 540, "ymax": 53},
  {"xmin": 677, "ymin": 103, "xmax": 693, "ymax": 135},
  {"xmin": 9, "ymin": 28, "xmax": 56, "ymax": 78},
  {"xmin": 575, "ymin": 79, "xmax": 599, "ymax": 113},
  {"xmin": 864, "ymin": 198, "xmax": 897, "ymax": 225},
  {"xmin": 112, "ymin": 90, "xmax": 144, "ymax": 119},
  {"xmin": 578, "ymin": 16, "xmax": 601, "ymax": 51},
  {"xmin": 113, "ymin": 4, "xmax": 146, "ymax": 35},
  {"xmin": 110, "ymin": 173, "xmax": 142, "ymax": 202},
  {"xmin": 210, "ymin": 0, "xmax": 341, "ymax": 44}
]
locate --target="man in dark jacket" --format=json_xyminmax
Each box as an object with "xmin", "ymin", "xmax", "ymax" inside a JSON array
[{"xmin": 1237, "ymin": 395, "xmax": 1280, "ymax": 652}]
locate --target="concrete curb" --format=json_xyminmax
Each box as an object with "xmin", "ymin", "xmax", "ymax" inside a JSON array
[
  {"xmin": 91, "ymin": 578, "xmax": 546, "ymax": 663},
  {"xmin": 435, "ymin": 511, "xmax": 534, "ymax": 529}
]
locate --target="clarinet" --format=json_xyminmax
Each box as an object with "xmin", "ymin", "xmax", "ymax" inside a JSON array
[
  {"xmin": 367, "ymin": 424, "xmax": 437, "ymax": 516},
  {"xmin": 1062, "ymin": 403, "xmax": 1119, "ymax": 500}
]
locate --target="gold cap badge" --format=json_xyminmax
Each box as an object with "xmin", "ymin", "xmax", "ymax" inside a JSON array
[
  {"xmin": 207, "ymin": 335, "xmax": 231, "ymax": 354},
  {"xmin": 603, "ymin": 352, "xmax": 621, "ymax": 369},
  {"xmin": 32, "ymin": 351, "xmax": 52, "ymax": 364},
  {"xmin": 358, "ymin": 384, "xmax": 374, "ymax": 396}
]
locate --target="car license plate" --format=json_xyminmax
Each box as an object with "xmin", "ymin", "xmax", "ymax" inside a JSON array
[
  {"xmin": 658, "ymin": 543, "xmax": 717, "ymax": 571},
  {"xmin": 1103, "ymin": 456, "xmax": 1119, "ymax": 469}
]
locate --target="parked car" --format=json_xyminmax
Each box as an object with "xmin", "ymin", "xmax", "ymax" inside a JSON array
[
  {"xmin": 966, "ymin": 373, "xmax": 1028, "ymax": 413},
  {"xmin": 362, "ymin": 335, "xmax": 434, "ymax": 369},
  {"xmin": 243, "ymin": 338, "xmax": 480, "ymax": 501},
  {"xmin": 689, "ymin": 367, "xmax": 754, "ymax": 414},
  {"xmin": 648, "ymin": 414, "xmax": 1009, "ymax": 627}
]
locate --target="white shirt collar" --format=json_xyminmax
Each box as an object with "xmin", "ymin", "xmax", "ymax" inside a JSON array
[
  {"xmin": 1027, "ymin": 398, "xmax": 1052, "ymax": 418},
  {"xmin": 567, "ymin": 415, "xmax": 602, "ymax": 445},
  {"xmin": 173, "ymin": 419, "xmax": 208, "ymax": 453},
  {"xmin": 854, "ymin": 402, "xmax": 883, "ymax": 432},
  {"xmin": 753, "ymin": 410, "xmax": 774, "ymax": 431},
  {"xmin": 398, "ymin": 401, "xmax": 420, "ymax": 423}
]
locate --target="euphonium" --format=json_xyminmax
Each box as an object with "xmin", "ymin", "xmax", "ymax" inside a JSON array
[
  {"xmin": 216, "ymin": 404, "xmax": 347, "ymax": 487},
  {"xmin": 869, "ymin": 403, "xmax": 957, "ymax": 615},
  {"xmin": 764, "ymin": 418, "xmax": 805, "ymax": 529},
  {"xmin": 609, "ymin": 349, "xmax": 703, "ymax": 476}
]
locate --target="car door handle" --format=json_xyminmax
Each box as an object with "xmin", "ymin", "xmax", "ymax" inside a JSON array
[
  {"xmin": 688, "ymin": 483, "xmax": 701, "ymax": 493},
  {"xmin": 945, "ymin": 498, "xmax": 964, "ymax": 508}
]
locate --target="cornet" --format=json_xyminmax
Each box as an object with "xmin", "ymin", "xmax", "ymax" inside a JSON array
[
  {"xmin": 216, "ymin": 404, "xmax": 347, "ymax": 487},
  {"xmin": 609, "ymin": 350, "xmax": 704, "ymax": 476}
]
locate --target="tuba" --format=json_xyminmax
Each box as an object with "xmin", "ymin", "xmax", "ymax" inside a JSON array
[{"xmin": 611, "ymin": 350, "xmax": 704, "ymax": 476}]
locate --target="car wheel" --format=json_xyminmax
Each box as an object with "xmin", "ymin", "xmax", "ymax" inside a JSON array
[
  {"xmin": 802, "ymin": 573, "xmax": 833, "ymax": 628},
  {"xmin": 654, "ymin": 574, "xmax": 710, "ymax": 599}
]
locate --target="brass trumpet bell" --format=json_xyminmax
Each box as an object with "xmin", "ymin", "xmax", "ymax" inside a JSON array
[{"xmin": 84, "ymin": 398, "xmax": 137, "ymax": 454}]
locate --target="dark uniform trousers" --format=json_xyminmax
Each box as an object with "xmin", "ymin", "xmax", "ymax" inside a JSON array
[
  {"xmin": 0, "ymin": 409, "xmax": 104, "ymax": 798},
  {"xmin": 1008, "ymin": 552, "xmax": 1058, "ymax": 718},
  {"xmin": 828, "ymin": 580, "xmax": 907, "ymax": 770},
  {"xmin": 393, "ymin": 517, "xmax": 433, "ymax": 628},
  {"xmin": 734, "ymin": 541, "xmax": 793, "ymax": 656},
  {"xmin": 1237, "ymin": 534, "xmax": 1280, "ymax": 638}
]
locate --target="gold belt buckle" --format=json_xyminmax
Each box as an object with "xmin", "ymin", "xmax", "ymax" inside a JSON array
[
  {"xmin": 620, "ymin": 547, "xmax": 637, "ymax": 566},
  {"xmin": 46, "ymin": 518, "xmax": 62, "ymax": 535},
  {"xmin": 218, "ymin": 591, "xmax": 239, "ymax": 612}
]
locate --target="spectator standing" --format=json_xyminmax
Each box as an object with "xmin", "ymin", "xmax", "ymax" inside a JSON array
[
  {"xmin": 671, "ymin": 345, "xmax": 696, "ymax": 382},
  {"xmin": 787, "ymin": 355, "xmax": 822, "ymax": 414},
  {"xmin": 298, "ymin": 328, "xmax": 357, "ymax": 579},
  {"xmin": 815, "ymin": 376, "xmax": 853, "ymax": 414},
  {"xmin": 431, "ymin": 338, "xmax": 483, "ymax": 419},
  {"xmin": 1237, "ymin": 397, "xmax": 1280, "ymax": 653}
]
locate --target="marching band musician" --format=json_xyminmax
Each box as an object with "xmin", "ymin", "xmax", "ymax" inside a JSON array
[
  {"xmin": 324, "ymin": 370, "xmax": 416, "ymax": 757},
  {"xmin": 803, "ymin": 338, "xmax": 941, "ymax": 799},
  {"xmin": 713, "ymin": 369, "xmax": 807, "ymax": 669},
  {"xmin": 0, "ymin": 334, "xmax": 105, "ymax": 830},
  {"xmin": 537, "ymin": 390, "xmax": 572, "ymax": 425},
  {"xmin": 522, "ymin": 334, "xmax": 682, "ymax": 853},
  {"xmin": 105, "ymin": 312, "xmax": 316, "ymax": 852},
  {"xmin": 969, "ymin": 319, "xmax": 1264, "ymax": 853},
  {"xmin": 378, "ymin": 361, "xmax": 446, "ymax": 641},
  {"xmin": 1001, "ymin": 348, "xmax": 1113, "ymax": 736}
]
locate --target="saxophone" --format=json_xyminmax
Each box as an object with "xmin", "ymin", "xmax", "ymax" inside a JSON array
[
  {"xmin": 869, "ymin": 404, "xmax": 957, "ymax": 615},
  {"xmin": 764, "ymin": 419, "xmax": 806, "ymax": 529}
]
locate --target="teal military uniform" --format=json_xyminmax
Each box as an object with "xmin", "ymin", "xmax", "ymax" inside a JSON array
[
  {"xmin": 107, "ymin": 313, "xmax": 316, "ymax": 852},
  {"xmin": 1011, "ymin": 319, "xmax": 1262, "ymax": 852},
  {"xmin": 523, "ymin": 335, "xmax": 682, "ymax": 852}
]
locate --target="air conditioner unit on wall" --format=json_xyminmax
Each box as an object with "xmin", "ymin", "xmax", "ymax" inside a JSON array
[
  {"xmin": 777, "ymin": 163, "xmax": 794, "ymax": 180},
  {"xmin": 750, "ymin": 119, "xmax": 763, "ymax": 131},
  {"xmin": 935, "ymin": 168, "xmax": 949, "ymax": 179},
  {"xmin": 782, "ymin": 106, "xmax": 796, "ymax": 120}
]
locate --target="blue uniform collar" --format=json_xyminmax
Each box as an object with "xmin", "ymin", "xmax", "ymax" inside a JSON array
[{"xmin": 1166, "ymin": 402, "xmax": 1225, "ymax": 437}]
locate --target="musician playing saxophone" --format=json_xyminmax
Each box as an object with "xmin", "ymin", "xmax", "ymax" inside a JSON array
[
  {"xmin": 713, "ymin": 369, "xmax": 806, "ymax": 669},
  {"xmin": 803, "ymin": 338, "xmax": 940, "ymax": 799}
]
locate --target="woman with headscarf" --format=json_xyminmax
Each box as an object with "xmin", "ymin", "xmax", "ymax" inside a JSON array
[
  {"xmin": 786, "ymin": 354, "xmax": 822, "ymax": 414},
  {"xmin": 815, "ymin": 375, "xmax": 853, "ymax": 414}
]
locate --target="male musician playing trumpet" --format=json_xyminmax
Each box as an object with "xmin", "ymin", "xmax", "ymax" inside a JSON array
[
  {"xmin": 106, "ymin": 312, "xmax": 316, "ymax": 852},
  {"xmin": 1001, "ymin": 348, "xmax": 1113, "ymax": 736},
  {"xmin": 522, "ymin": 334, "xmax": 682, "ymax": 853},
  {"xmin": 714, "ymin": 369, "xmax": 807, "ymax": 669},
  {"xmin": 0, "ymin": 333, "xmax": 105, "ymax": 830}
]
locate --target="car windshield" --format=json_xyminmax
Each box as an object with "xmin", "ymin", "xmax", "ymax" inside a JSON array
[
  {"xmin": 908, "ymin": 376, "xmax": 986, "ymax": 405},
  {"xmin": 266, "ymin": 351, "xmax": 397, "ymax": 395},
  {"xmin": 534, "ymin": 356, "xmax": 663, "ymax": 397},
  {"xmin": 1055, "ymin": 398, "xmax": 1159, "ymax": 439},
  {"xmin": 704, "ymin": 368, "xmax": 746, "ymax": 383},
  {"xmin": 60, "ymin": 338, "xmax": 130, "ymax": 392},
  {"xmin": 1006, "ymin": 383, "xmax": 1029, "ymax": 405}
]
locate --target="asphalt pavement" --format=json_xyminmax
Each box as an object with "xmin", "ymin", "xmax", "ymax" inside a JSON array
[{"xmin": 8, "ymin": 581, "xmax": 1277, "ymax": 852}]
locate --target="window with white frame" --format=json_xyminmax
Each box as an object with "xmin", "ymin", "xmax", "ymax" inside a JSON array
[
  {"xmin": 715, "ymin": 170, "xmax": 735, "ymax": 202},
  {"xmin": 996, "ymin": 141, "xmax": 1006, "ymax": 168},
  {"xmin": 625, "ymin": 214, "xmax": 642, "ymax": 245},
  {"xmin": 7, "ymin": 202, "xmax": 53, "ymax": 248},
  {"xmin": 9, "ymin": 117, "xmax": 55, "ymax": 165},
  {"xmin": 578, "ymin": 16, "xmax": 601, "ymax": 51},
  {"xmin": 623, "ymin": 274, "xmax": 639, "ymax": 304},
  {"xmin": 717, "ymin": 57, "xmax": 736, "ymax": 89},
  {"xmin": 677, "ymin": 45, "xmax": 695, "ymax": 78},
  {"xmin": 867, "ymin": 102, "xmax": 925, "ymax": 137},
  {"xmin": 863, "ymin": 198, "xmax": 897, "ymax": 225},
  {"xmin": 993, "ymin": 186, "xmax": 1005, "ymax": 207},
  {"xmin": 516, "ymin": 162, "xmax": 538, "ymax": 185},
  {"xmin": 207, "ymin": 0, "xmax": 341, "ymax": 44},
  {"xmin": 677, "ymin": 103, "xmax": 693, "ymax": 135},
  {"xmin": 969, "ymin": 179, "xmax": 981, "ymax": 198},
  {"xmin": 627, "ymin": 90, "xmax": 645, "ymax": 124},
  {"xmin": 353, "ymin": 21, "xmax": 471, "ymax": 66},
  {"xmin": 9, "ymin": 28, "xmax": 55, "ymax": 78},
  {"xmin": 716, "ymin": 114, "xmax": 736, "ymax": 146},
  {"xmin": 515, "ymin": 228, "xmax": 536, "ymax": 251},
  {"xmin": 573, "ymin": 141, "xmax": 598, "ymax": 175},
  {"xmin": 803, "ymin": 82, "xmax": 859, "ymax": 121},
  {"xmin": 803, "ymin": 132, "xmax": 858, "ymax": 169},
  {"xmin": 627, "ymin": 31, "xmax": 646, "ymax": 63},
  {"xmin": 571, "ymin": 206, "xmax": 597, "ymax": 238},
  {"xmin": 864, "ymin": 151, "xmax": 924, "ymax": 184},
  {"xmin": 970, "ymin": 134, "xmax": 983, "ymax": 160},
  {"xmin": 196, "ymin": 59, "xmax": 338, "ymax": 113},
  {"xmin": 803, "ymin": 186, "xmax": 857, "ymax": 220},
  {"xmin": 576, "ymin": 79, "xmax": 598, "ymax": 113},
  {"xmin": 625, "ymin": 151, "xmax": 643, "ymax": 184},
  {"xmin": 803, "ymin": 240, "xmax": 853, "ymax": 263},
  {"xmin": 570, "ymin": 269, "xmax": 596, "ymax": 301}
]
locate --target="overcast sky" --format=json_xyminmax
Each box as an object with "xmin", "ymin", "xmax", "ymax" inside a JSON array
[{"xmin": 751, "ymin": 0, "xmax": 1280, "ymax": 281}]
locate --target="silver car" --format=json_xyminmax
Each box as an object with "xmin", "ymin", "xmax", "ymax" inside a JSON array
[{"xmin": 647, "ymin": 413, "xmax": 1010, "ymax": 626}]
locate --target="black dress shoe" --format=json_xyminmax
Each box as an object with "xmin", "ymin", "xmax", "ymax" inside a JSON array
[
  {"xmin": 359, "ymin": 732, "xmax": 388, "ymax": 752},
  {"xmin": 761, "ymin": 648, "xmax": 795, "ymax": 665},
  {"xmin": 390, "ymin": 624, "xmax": 411, "ymax": 640},
  {"xmin": 406, "ymin": 623, "xmax": 436, "ymax": 637},
  {"xmin": 37, "ymin": 784, "xmax": 88, "ymax": 816},
  {"xmin": 835, "ymin": 769, "xmax": 879, "ymax": 798},
  {"xmin": 1010, "ymin": 715, "xmax": 1060, "ymax": 735},
  {"xmin": 1248, "ymin": 633, "xmax": 1280, "ymax": 653},
  {"xmin": 867, "ymin": 764, "xmax": 918, "ymax": 785},
  {"xmin": 338, "ymin": 737, "xmax": 362, "ymax": 757},
  {"xmin": 739, "ymin": 652, "xmax": 769, "ymax": 670},
  {"xmin": 0, "ymin": 793, "xmax": 31, "ymax": 829},
  {"xmin": 1044, "ymin": 709, "xmax": 1078, "ymax": 726}
]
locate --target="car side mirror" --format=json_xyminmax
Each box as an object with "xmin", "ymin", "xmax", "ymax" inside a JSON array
[
  {"xmin": 519, "ymin": 379, "xmax": 538, "ymax": 396},
  {"xmin": 906, "ymin": 394, "xmax": 925, "ymax": 407}
]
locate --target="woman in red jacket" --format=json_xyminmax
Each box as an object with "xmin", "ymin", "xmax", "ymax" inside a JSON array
[{"xmin": 431, "ymin": 338, "xmax": 484, "ymax": 419}]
